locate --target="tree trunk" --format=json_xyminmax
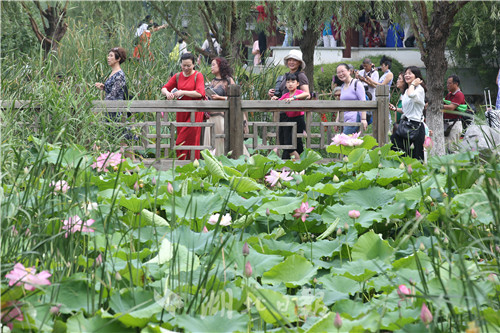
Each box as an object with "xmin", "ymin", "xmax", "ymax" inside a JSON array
[
  {"xmin": 299, "ymin": 18, "xmax": 319, "ymax": 93},
  {"xmin": 22, "ymin": 1, "xmax": 68, "ymax": 58},
  {"xmin": 407, "ymin": 0, "xmax": 468, "ymax": 156}
]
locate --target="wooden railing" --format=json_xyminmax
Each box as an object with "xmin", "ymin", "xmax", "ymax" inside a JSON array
[{"xmin": 3, "ymin": 85, "xmax": 390, "ymax": 170}]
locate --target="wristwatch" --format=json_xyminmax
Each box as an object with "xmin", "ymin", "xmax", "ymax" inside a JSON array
[{"xmin": 293, "ymin": 95, "xmax": 298, "ymax": 100}]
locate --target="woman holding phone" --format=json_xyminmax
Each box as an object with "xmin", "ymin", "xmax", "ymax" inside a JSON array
[
  {"xmin": 161, "ymin": 53, "xmax": 205, "ymax": 160},
  {"xmin": 204, "ymin": 57, "xmax": 249, "ymax": 156}
]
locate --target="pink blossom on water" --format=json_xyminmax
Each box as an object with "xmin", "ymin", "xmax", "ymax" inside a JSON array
[
  {"xmin": 265, "ymin": 169, "xmax": 293, "ymax": 187},
  {"xmin": 331, "ymin": 132, "xmax": 363, "ymax": 147},
  {"xmin": 208, "ymin": 213, "xmax": 232, "ymax": 226},
  {"xmin": 420, "ymin": 303, "xmax": 433, "ymax": 325},
  {"xmin": 49, "ymin": 180, "xmax": 70, "ymax": 194},
  {"xmin": 334, "ymin": 312, "xmax": 342, "ymax": 329},
  {"xmin": 1, "ymin": 301, "xmax": 24, "ymax": 329},
  {"xmin": 293, "ymin": 202, "xmax": 314, "ymax": 222},
  {"xmin": 423, "ymin": 136, "xmax": 433, "ymax": 150},
  {"xmin": 348, "ymin": 210, "xmax": 360, "ymax": 219},
  {"xmin": 5, "ymin": 263, "xmax": 51, "ymax": 291},
  {"xmin": 397, "ymin": 284, "xmax": 411, "ymax": 299},
  {"xmin": 91, "ymin": 152, "xmax": 124, "ymax": 172},
  {"xmin": 61, "ymin": 215, "xmax": 95, "ymax": 238},
  {"xmin": 244, "ymin": 261, "xmax": 252, "ymax": 277}
]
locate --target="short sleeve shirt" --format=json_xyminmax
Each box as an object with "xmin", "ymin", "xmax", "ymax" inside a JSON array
[
  {"xmin": 444, "ymin": 90, "xmax": 465, "ymax": 119},
  {"xmin": 279, "ymin": 72, "xmax": 309, "ymax": 95}
]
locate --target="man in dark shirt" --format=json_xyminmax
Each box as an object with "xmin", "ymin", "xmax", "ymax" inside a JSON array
[{"xmin": 442, "ymin": 74, "xmax": 465, "ymax": 150}]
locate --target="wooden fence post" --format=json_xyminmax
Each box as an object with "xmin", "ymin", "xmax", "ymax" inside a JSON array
[
  {"xmin": 375, "ymin": 85, "xmax": 390, "ymax": 146},
  {"xmin": 228, "ymin": 84, "xmax": 243, "ymax": 158}
]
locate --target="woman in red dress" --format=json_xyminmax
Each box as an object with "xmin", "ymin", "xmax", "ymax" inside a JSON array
[{"xmin": 161, "ymin": 53, "xmax": 206, "ymax": 160}]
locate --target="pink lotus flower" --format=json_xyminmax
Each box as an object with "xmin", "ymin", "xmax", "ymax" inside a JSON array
[
  {"xmin": 471, "ymin": 208, "xmax": 477, "ymax": 219},
  {"xmin": 91, "ymin": 152, "xmax": 124, "ymax": 172},
  {"xmin": 61, "ymin": 215, "xmax": 95, "ymax": 238},
  {"xmin": 331, "ymin": 132, "xmax": 363, "ymax": 147},
  {"xmin": 202, "ymin": 226, "xmax": 208, "ymax": 233},
  {"xmin": 334, "ymin": 312, "xmax": 342, "ymax": 329},
  {"xmin": 423, "ymin": 136, "xmax": 433, "ymax": 150},
  {"xmin": 420, "ymin": 303, "xmax": 433, "ymax": 325},
  {"xmin": 416, "ymin": 210, "xmax": 422, "ymax": 219},
  {"xmin": 208, "ymin": 213, "xmax": 232, "ymax": 226},
  {"xmin": 49, "ymin": 304, "xmax": 61, "ymax": 315},
  {"xmin": 293, "ymin": 202, "xmax": 314, "ymax": 222},
  {"xmin": 167, "ymin": 182, "xmax": 174, "ymax": 194},
  {"xmin": 407, "ymin": 165, "xmax": 413, "ymax": 175},
  {"xmin": 5, "ymin": 263, "xmax": 51, "ymax": 291},
  {"xmin": 265, "ymin": 169, "xmax": 293, "ymax": 187},
  {"xmin": 397, "ymin": 284, "xmax": 410, "ymax": 299},
  {"xmin": 49, "ymin": 180, "xmax": 70, "ymax": 194},
  {"xmin": 348, "ymin": 210, "xmax": 360, "ymax": 219},
  {"xmin": 244, "ymin": 261, "xmax": 252, "ymax": 278},
  {"xmin": 1, "ymin": 301, "xmax": 24, "ymax": 329}
]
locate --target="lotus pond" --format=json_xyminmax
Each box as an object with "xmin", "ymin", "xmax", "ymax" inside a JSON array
[{"xmin": 1, "ymin": 135, "xmax": 499, "ymax": 332}]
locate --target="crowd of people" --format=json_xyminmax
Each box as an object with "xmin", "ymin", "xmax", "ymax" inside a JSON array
[{"xmin": 96, "ymin": 41, "xmax": 472, "ymax": 162}]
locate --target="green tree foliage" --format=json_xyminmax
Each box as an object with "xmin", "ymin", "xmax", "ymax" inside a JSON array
[{"xmin": 448, "ymin": 1, "xmax": 500, "ymax": 83}]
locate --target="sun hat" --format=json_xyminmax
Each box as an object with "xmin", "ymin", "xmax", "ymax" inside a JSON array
[{"xmin": 283, "ymin": 49, "xmax": 306, "ymax": 70}]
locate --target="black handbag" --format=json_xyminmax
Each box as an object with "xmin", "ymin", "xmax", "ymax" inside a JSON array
[{"xmin": 395, "ymin": 118, "xmax": 421, "ymax": 141}]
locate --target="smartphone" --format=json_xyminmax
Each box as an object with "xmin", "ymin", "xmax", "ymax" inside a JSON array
[
  {"xmin": 171, "ymin": 88, "xmax": 183, "ymax": 99},
  {"xmin": 205, "ymin": 86, "xmax": 217, "ymax": 98}
]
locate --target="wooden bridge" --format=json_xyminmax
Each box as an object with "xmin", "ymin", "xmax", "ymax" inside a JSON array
[{"xmin": 4, "ymin": 85, "xmax": 390, "ymax": 170}]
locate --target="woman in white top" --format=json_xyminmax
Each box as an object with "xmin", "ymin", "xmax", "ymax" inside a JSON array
[{"xmin": 389, "ymin": 66, "xmax": 426, "ymax": 160}]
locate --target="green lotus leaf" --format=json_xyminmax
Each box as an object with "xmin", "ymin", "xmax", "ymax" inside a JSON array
[
  {"xmin": 262, "ymin": 254, "xmax": 317, "ymax": 287},
  {"xmin": 351, "ymin": 231, "xmax": 395, "ymax": 262},
  {"xmin": 174, "ymin": 311, "xmax": 248, "ymax": 333},
  {"xmin": 342, "ymin": 186, "xmax": 397, "ymax": 209},
  {"xmin": 66, "ymin": 311, "xmax": 132, "ymax": 332}
]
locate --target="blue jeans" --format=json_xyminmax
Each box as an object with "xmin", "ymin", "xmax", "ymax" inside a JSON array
[{"xmin": 343, "ymin": 112, "xmax": 360, "ymax": 134}]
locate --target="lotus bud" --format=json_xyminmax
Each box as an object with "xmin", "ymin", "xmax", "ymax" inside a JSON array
[
  {"xmin": 397, "ymin": 284, "xmax": 410, "ymax": 298},
  {"xmin": 266, "ymin": 208, "xmax": 270, "ymax": 216},
  {"xmin": 167, "ymin": 182, "xmax": 174, "ymax": 194},
  {"xmin": 49, "ymin": 304, "xmax": 61, "ymax": 315},
  {"xmin": 113, "ymin": 166, "xmax": 119, "ymax": 171},
  {"xmin": 407, "ymin": 165, "xmax": 413, "ymax": 175},
  {"xmin": 434, "ymin": 227, "xmax": 439, "ymax": 235},
  {"xmin": 242, "ymin": 242, "xmax": 249, "ymax": 257},
  {"xmin": 336, "ymin": 228, "xmax": 342, "ymax": 236},
  {"xmin": 343, "ymin": 156, "xmax": 349, "ymax": 163},
  {"xmin": 139, "ymin": 182, "xmax": 144, "ymax": 188},
  {"xmin": 424, "ymin": 196, "xmax": 432, "ymax": 204},
  {"xmin": 487, "ymin": 273, "xmax": 497, "ymax": 283},
  {"xmin": 193, "ymin": 159, "xmax": 200, "ymax": 168},
  {"xmin": 444, "ymin": 237, "xmax": 449, "ymax": 245},
  {"xmin": 348, "ymin": 210, "xmax": 360, "ymax": 219},
  {"xmin": 416, "ymin": 210, "xmax": 422, "ymax": 220},
  {"xmin": 202, "ymin": 226, "xmax": 208, "ymax": 233},
  {"xmin": 244, "ymin": 261, "xmax": 253, "ymax": 277},
  {"xmin": 133, "ymin": 181, "xmax": 139, "ymax": 191},
  {"xmin": 333, "ymin": 175, "xmax": 340, "ymax": 183},
  {"xmin": 378, "ymin": 163, "xmax": 383, "ymax": 168},
  {"xmin": 344, "ymin": 223, "xmax": 349, "ymax": 230},
  {"xmin": 151, "ymin": 176, "xmax": 157, "ymax": 186},
  {"xmin": 420, "ymin": 303, "xmax": 433, "ymax": 325},
  {"xmin": 399, "ymin": 162, "xmax": 405, "ymax": 170},
  {"xmin": 95, "ymin": 253, "xmax": 103, "ymax": 267},
  {"xmin": 334, "ymin": 312, "xmax": 342, "ymax": 329},
  {"xmin": 440, "ymin": 166, "xmax": 446, "ymax": 174},
  {"xmin": 115, "ymin": 272, "xmax": 122, "ymax": 281},
  {"xmin": 419, "ymin": 242, "xmax": 426, "ymax": 251},
  {"xmin": 479, "ymin": 167, "xmax": 484, "ymax": 174},
  {"xmin": 471, "ymin": 208, "xmax": 477, "ymax": 219},
  {"xmin": 378, "ymin": 150, "xmax": 382, "ymax": 156}
]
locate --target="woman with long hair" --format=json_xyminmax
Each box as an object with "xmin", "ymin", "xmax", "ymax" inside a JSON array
[
  {"xmin": 389, "ymin": 66, "xmax": 427, "ymax": 160},
  {"xmin": 161, "ymin": 53, "xmax": 206, "ymax": 160},
  {"xmin": 204, "ymin": 57, "xmax": 234, "ymax": 156}
]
